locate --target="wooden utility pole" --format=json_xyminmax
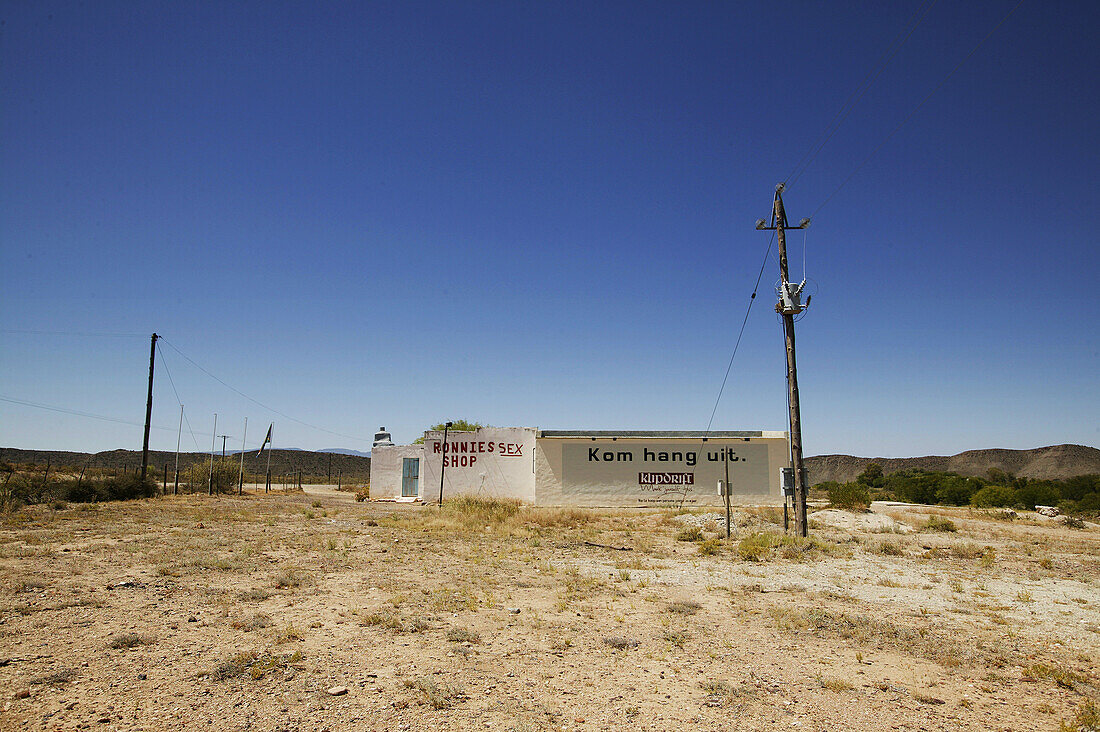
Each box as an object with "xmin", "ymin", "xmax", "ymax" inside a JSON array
[
  {"xmin": 758, "ymin": 184, "xmax": 811, "ymax": 536},
  {"xmin": 141, "ymin": 333, "xmax": 158, "ymax": 481},
  {"xmin": 438, "ymin": 421, "xmax": 453, "ymax": 507}
]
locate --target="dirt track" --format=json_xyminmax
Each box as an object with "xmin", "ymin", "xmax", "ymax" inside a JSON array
[{"xmin": 0, "ymin": 493, "xmax": 1096, "ymax": 730}]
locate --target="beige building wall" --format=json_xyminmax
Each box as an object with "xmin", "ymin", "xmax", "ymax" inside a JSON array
[
  {"xmin": 368, "ymin": 444, "xmax": 425, "ymax": 500},
  {"xmin": 535, "ymin": 431, "xmax": 790, "ymax": 507},
  {"xmin": 418, "ymin": 427, "xmax": 537, "ymax": 504}
]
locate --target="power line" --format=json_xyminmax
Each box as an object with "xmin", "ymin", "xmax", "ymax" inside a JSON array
[
  {"xmin": 0, "ymin": 329, "xmax": 146, "ymax": 338},
  {"xmin": 786, "ymin": 0, "xmax": 940, "ymax": 191},
  {"xmin": 810, "ymin": 0, "xmax": 1026, "ymax": 219},
  {"xmin": 157, "ymin": 337, "xmax": 369, "ymax": 445},
  {"xmin": 703, "ymin": 230, "xmax": 775, "ymax": 435},
  {"xmin": 156, "ymin": 349, "xmax": 201, "ymax": 451},
  {"xmin": 0, "ymin": 394, "xmax": 184, "ymax": 434}
]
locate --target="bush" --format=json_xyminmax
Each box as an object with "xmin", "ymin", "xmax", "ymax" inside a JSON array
[
  {"xmin": 856, "ymin": 462, "xmax": 885, "ymax": 488},
  {"xmin": 1015, "ymin": 482, "xmax": 1060, "ymax": 510},
  {"xmin": 935, "ymin": 476, "xmax": 979, "ymax": 506},
  {"xmin": 697, "ymin": 538, "xmax": 722, "ymax": 556},
  {"xmin": 970, "ymin": 485, "xmax": 1018, "ymax": 508},
  {"xmin": 827, "ymin": 482, "xmax": 870, "ymax": 511},
  {"xmin": 920, "ymin": 515, "xmax": 957, "ymax": 532},
  {"xmin": 676, "ymin": 526, "xmax": 704, "ymax": 542},
  {"xmin": 189, "ymin": 458, "xmax": 240, "ymax": 494}
]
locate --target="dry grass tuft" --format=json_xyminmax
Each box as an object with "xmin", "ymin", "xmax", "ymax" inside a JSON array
[
  {"xmin": 920, "ymin": 516, "xmax": 957, "ymax": 533},
  {"xmin": 404, "ymin": 676, "xmax": 465, "ymax": 709},
  {"xmin": 697, "ymin": 538, "xmax": 723, "ymax": 555},
  {"xmin": 666, "ymin": 600, "xmax": 702, "ymax": 615},
  {"xmin": 32, "ymin": 668, "xmax": 78, "ymax": 686},
  {"xmin": 230, "ymin": 612, "xmax": 272, "ymax": 632},
  {"xmin": 211, "ymin": 650, "xmax": 302, "ymax": 681},
  {"xmin": 1026, "ymin": 663, "xmax": 1085, "ymax": 690},
  {"xmin": 738, "ymin": 531, "xmax": 835, "ymax": 561},
  {"xmin": 699, "ymin": 679, "xmax": 745, "ymax": 705},
  {"xmin": 817, "ymin": 675, "xmax": 855, "ymax": 692},
  {"xmin": 446, "ymin": 627, "xmax": 480, "ymax": 644},
  {"xmin": 1059, "ymin": 699, "xmax": 1098, "ymax": 732},
  {"xmin": 107, "ymin": 632, "xmax": 154, "ymax": 649},
  {"xmin": 769, "ymin": 606, "xmax": 975, "ymax": 668},
  {"xmin": 272, "ymin": 568, "xmax": 313, "ymax": 589}
]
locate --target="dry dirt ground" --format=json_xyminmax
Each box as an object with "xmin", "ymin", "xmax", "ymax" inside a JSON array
[{"xmin": 0, "ymin": 492, "xmax": 1096, "ymax": 731}]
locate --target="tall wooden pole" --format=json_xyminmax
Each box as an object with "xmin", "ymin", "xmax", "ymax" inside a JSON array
[
  {"xmin": 141, "ymin": 333, "xmax": 158, "ymax": 481},
  {"xmin": 438, "ymin": 421, "xmax": 452, "ymax": 507},
  {"xmin": 773, "ymin": 185, "xmax": 808, "ymax": 537}
]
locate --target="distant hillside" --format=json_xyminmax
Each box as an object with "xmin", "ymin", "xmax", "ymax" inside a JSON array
[
  {"xmin": 0, "ymin": 447, "xmax": 370, "ymax": 482},
  {"xmin": 805, "ymin": 444, "xmax": 1100, "ymax": 484}
]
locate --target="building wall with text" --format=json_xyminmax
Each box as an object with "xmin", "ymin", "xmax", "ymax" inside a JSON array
[
  {"xmin": 534, "ymin": 434, "xmax": 789, "ymax": 507},
  {"xmin": 417, "ymin": 427, "xmax": 537, "ymax": 504}
]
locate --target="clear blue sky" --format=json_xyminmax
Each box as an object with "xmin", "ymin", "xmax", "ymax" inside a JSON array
[{"xmin": 2, "ymin": 1, "xmax": 1097, "ymax": 458}]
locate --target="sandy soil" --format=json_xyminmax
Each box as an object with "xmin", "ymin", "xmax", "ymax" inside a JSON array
[{"xmin": 0, "ymin": 493, "xmax": 1096, "ymax": 731}]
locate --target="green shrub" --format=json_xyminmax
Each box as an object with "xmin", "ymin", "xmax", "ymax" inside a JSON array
[
  {"xmin": 920, "ymin": 515, "xmax": 957, "ymax": 532},
  {"xmin": 189, "ymin": 458, "xmax": 241, "ymax": 494},
  {"xmin": 697, "ymin": 538, "xmax": 722, "ymax": 556},
  {"xmin": 676, "ymin": 526, "xmax": 704, "ymax": 542},
  {"xmin": 934, "ymin": 476, "xmax": 979, "ymax": 506},
  {"xmin": 970, "ymin": 485, "xmax": 1018, "ymax": 508},
  {"xmin": 827, "ymin": 482, "xmax": 870, "ymax": 511},
  {"xmin": 1015, "ymin": 482, "xmax": 1060, "ymax": 510}
]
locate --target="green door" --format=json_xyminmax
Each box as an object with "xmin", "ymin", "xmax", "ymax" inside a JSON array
[{"xmin": 401, "ymin": 458, "xmax": 419, "ymax": 498}]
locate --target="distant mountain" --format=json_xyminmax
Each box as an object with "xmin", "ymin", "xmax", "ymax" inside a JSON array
[
  {"xmin": 318, "ymin": 448, "xmax": 371, "ymax": 457},
  {"xmin": 805, "ymin": 444, "xmax": 1100, "ymax": 484},
  {"xmin": 0, "ymin": 447, "xmax": 370, "ymax": 481}
]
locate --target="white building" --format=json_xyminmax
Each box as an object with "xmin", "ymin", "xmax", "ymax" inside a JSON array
[{"xmin": 370, "ymin": 426, "xmax": 790, "ymax": 507}]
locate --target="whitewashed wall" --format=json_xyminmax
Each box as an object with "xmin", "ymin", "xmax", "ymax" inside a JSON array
[
  {"xmin": 368, "ymin": 444, "xmax": 425, "ymax": 500},
  {"xmin": 419, "ymin": 427, "xmax": 537, "ymax": 504},
  {"xmin": 535, "ymin": 434, "xmax": 790, "ymax": 507}
]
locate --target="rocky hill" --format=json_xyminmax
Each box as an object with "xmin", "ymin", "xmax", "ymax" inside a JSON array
[
  {"xmin": 0, "ymin": 447, "xmax": 370, "ymax": 482},
  {"xmin": 804, "ymin": 444, "xmax": 1100, "ymax": 484}
]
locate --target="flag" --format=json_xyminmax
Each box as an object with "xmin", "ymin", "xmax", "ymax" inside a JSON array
[{"xmin": 256, "ymin": 424, "xmax": 273, "ymax": 456}]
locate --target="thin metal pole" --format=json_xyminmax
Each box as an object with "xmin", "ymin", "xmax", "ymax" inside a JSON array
[
  {"xmin": 238, "ymin": 417, "xmax": 247, "ymax": 495},
  {"xmin": 141, "ymin": 333, "xmax": 158, "ymax": 481},
  {"xmin": 209, "ymin": 413, "xmax": 217, "ymax": 495},
  {"xmin": 723, "ymin": 446, "xmax": 731, "ymax": 539},
  {"xmin": 265, "ymin": 424, "xmax": 272, "ymax": 493},
  {"xmin": 174, "ymin": 404, "xmax": 183, "ymax": 495}
]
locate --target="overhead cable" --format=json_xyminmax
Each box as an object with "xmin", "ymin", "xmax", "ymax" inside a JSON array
[
  {"xmin": 0, "ymin": 394, "xmax": 181, "ymax": 434},
  {"xmin": 157, "ymin": 337, "xmax": 369, "ymax": 444},
  {"xmin": 703, "ymin": 230, "xmax": 775, "ymax": 436}
]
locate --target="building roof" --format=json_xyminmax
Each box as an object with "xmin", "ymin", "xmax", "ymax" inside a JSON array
[{"xmin": 536, "ymin": 430, "xmax": 787, "ymax": 439}]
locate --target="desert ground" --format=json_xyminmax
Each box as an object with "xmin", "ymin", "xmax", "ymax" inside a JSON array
[{"xmin": 0, "ymin": 490, "xmax": 1096, "ymax": 731}]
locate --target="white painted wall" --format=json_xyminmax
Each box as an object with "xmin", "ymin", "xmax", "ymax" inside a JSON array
[
  {"xmin": 418, "ymin": 427, "xmax": 536, "ymax": 504},
  {"xmin": 368, "ymin": 444, "xmax": 425, "ymax": 500},
  {"xmin": 535, "ymin": 434, "xmax": 790, "ymax": 507}
]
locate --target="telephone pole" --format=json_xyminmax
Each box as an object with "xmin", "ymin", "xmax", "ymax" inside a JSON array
[
  {"xmin": 141, "ymin": 333, "xmax": 159, "ymax": 481},
  {"xmin": 438, "ymin": 421, "xmax": 453, "ymax": 507},
  {"xmin": 757, "ymin": 183, "xmax": 811, "ymax": 536}
]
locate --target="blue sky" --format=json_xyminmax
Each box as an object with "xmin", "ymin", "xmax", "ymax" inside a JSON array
[{"xmin": 2, "ymin": 1, "xmax": 1097, "ymax": 457}]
